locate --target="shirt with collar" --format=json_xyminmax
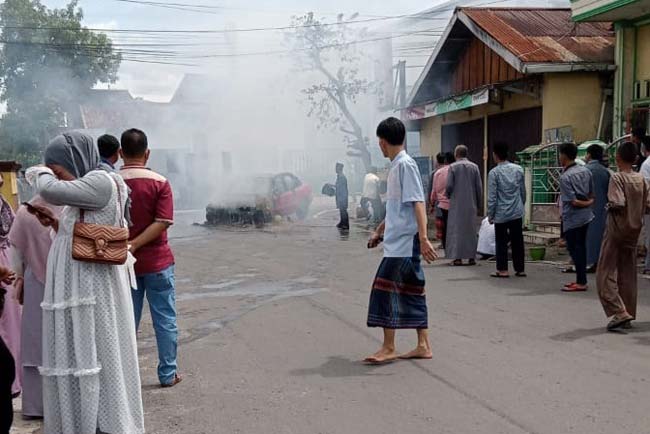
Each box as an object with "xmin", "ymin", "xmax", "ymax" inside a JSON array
[
  {"xmin": 487, "ymin": 161, "xmax": 526, "ymax": 224},
  {"xmin": 560, "ymin": 162, "xmax": 594, "ymax": 232},
  {"xmin": 383, "ymin": 150, "xmax": 425, "ymax": 258},
  {"xmin": 119, "ymin": 164, "xmax": 174, "ymax": 275}
]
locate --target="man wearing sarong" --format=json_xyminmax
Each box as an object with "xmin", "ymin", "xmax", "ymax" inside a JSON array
[
  {"xmin": 597, "ymin": 142, "xmax": 650, "ymax": 330},
  {"xmin": 585, "ymin": 144, "xmax": 610, "ymax": 273},
  {"xmin": 559, "ymin": 142, "xmax": 594, "ymax": 292},
  {"xmin": 445, "ymin": 145, "xmax": 482, "ymax": 266},
  {"xmin": 366, "ymin": 117, "xmax": 438, "ymax": 364}
]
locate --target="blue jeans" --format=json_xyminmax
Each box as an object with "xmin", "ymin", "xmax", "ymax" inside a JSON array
[{"xmin": 132, "ymin": 265, "xmax": 178, "ymax": 385}]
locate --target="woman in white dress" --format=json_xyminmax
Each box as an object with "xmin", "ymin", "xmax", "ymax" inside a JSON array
[{"xmin": 28, "ymin": 132, "xmax": 144, "ymax": 434}]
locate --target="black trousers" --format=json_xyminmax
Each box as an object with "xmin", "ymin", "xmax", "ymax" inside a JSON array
[
  {"xmin": 495, "ymin": 218, "xmax": 525, "ymax": 273},
  {"xmin": 440, "ymin": 209, "xmax": 449, "ymax": 249},
  {"xmin": 565, "ymin": 223, "xmax": 589, "ymax": 285},
  {"xmin": 338, "ymin": 209, "xmax": 349, "ymax": 229}
]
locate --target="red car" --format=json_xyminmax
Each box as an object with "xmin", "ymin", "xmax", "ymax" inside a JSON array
[
  {"xmin": 206, "ymin": 173, "xmax": 313, "ymax": 225},
  {"xmin": 270, "ymin": 173, "xmax": 313, "ymax": 220}
]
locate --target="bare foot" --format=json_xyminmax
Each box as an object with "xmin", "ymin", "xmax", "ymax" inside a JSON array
[
  {"xmin": 399, "ymin": 346, "xmax": 433, "ymax": 360},
  {"xmin": 363, "ymin": 347, "xmax": 399, "ymax": 364}
]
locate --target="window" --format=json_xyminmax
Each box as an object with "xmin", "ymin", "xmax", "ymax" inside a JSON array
[{"xmin": 283, "ymin": 174, "xmax": 301, "ymax": 191}]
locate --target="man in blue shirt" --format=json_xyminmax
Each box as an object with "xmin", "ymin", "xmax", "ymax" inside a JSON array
[
  {"xmin": 559, "ymin": 142, "xmax": 594, "ymax": 292},
  {"xmin": 487, "ymin": 142, "xmax": 526, "ymax": 278},
  {"xmin": 366, "ymin": 117, "xmax": 438, "ymax": 364},
  {"xmin": 97, "ymin": 134, "xmax": 120, "ymax": 172}
]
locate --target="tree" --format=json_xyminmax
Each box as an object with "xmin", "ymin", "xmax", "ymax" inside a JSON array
[
  {"xmin": 0, "ymin": 0, "xmax": 121, "ymax": 159},
  {"xmin": 287, "ymin": 13, "xmax": 382, "ymax": 171}
]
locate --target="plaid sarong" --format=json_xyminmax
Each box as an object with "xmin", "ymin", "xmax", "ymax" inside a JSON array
[{"xmin": 367, "ymin": 239, "xmax": 428, "ymax": 329}]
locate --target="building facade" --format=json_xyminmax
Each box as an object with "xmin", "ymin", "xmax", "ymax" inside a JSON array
[
  {"xmin": 571, "ymin": 0, "xmax": 650, "ymax": 136},
  {"xmin": 405, "ymin": 7, "xmax": 615, "ymax": 192}
]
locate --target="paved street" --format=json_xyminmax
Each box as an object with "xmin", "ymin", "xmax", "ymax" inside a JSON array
[{"xmin": 130, "ymin": 201, "xmax": 650, "ymax": 434}]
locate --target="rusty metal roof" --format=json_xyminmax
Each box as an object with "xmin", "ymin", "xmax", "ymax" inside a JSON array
[{"xmin": 461, "ymin": 8, "xmax": 614, "ymax": 64}]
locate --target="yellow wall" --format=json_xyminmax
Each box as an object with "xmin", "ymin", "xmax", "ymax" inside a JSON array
[
  {"xmin": 418, "ymin": 72, "xmax": 604, "ymax": 159},
  {"xmin": 636, "ymin": 24, "xmax": 650, "ymax": 82},
  {"xmin": 0, "ymin": 171, "xmax": 19, "ymax": 210},
  {"xmin": 542, "ymin": 72, "xmax": 604, "ymax": 143}
]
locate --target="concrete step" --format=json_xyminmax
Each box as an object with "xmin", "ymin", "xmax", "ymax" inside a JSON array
[
  {"xmin": 532, "ymin": 222, "xmax": 561, "ymax": 235},
  {"xmin": 524, "ymin": 230, "xmax": 560, "ymax": 246}
]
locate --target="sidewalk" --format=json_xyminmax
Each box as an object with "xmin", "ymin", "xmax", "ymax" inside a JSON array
[{"xmin": 10, "ymin": 398, "xmax": 42, "ymax": 434}]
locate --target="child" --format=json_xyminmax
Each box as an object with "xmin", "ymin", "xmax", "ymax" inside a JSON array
[
  {"xmin": 597, "ymin": 142, "xmax": 650, "ymax": 331},
  {"xmin": 366, "ymin": 117, "xmax": 438, "ymax": 364}
]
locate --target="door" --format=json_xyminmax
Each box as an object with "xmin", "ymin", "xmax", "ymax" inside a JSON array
[
  {"xmin": 442, "ymin": 118, "xmax": 486, "ymax": 214},
  {"xmin": 442, "ymin": 118, "xmax": 485, "ymax": 180},
  {"xmin": 487, "ymin": 107, "xmax": 543, "ymax": 169}
]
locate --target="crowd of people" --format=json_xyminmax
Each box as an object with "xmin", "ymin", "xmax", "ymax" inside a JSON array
[
  {"xmin": 428, "ymin": 131, "xmax": 650, "ymax": 331},
  {"xmin": 0, "ymin": 129, "xmax": 180, "ymax": 434}
]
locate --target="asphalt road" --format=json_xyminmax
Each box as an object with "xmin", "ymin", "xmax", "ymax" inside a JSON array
[{"xmin": 122, "ymin": 199, "xmax": 650, "ymax": 434}]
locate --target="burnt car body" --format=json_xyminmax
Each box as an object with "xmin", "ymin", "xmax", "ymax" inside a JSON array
[{"xmin": 206, "ymin": 173, "xmax": 313, "ymax": 226}]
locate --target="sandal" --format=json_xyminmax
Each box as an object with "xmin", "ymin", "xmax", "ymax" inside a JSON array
[
  {"xmin": 562, "ymin": 267, "xmax": 576, "ymax": 273},
  {"xmin": 468, "ymin": 259, "xmax": 477, "ymax": 266},
  {"xmin": 449, "ymin": 259, "xmax": 463, "ymax": 266},
  {"xmin": 562, "ymin": 283, "xmax": 588, "ymax": 292},
  {"xmin": 161, "ymin": 374, "xmax": 183, "ymax": 388},
  {"xmin": 515, "ymin": 272, "xmax": 527, "ymax": 277},
  {"xmin": 607, "ymin": 316, "xmax": 633, "ymax": 331},
  {"xmin": 490, "ymin": 272, "xmax": 510, "ymax": 278}
]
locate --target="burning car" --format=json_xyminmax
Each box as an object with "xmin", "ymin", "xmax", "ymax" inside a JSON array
[{"xmin": 206, "ymin": 172, "xmax": 313, "ymax": 226}]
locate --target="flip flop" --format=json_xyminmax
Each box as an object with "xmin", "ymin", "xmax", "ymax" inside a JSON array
[
  {"xmin": 562, "ymin": 283, "xmax": 588, "ymax": 292},
  {"xmin": 607, "ymin": 317, "xmax": 633, "ymax": 331},
  {"xmin": 490, "ymin": 272, "xmax": 510, "ymax": 278}
]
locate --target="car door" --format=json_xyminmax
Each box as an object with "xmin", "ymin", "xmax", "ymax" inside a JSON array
[
  {"xmin": 281, "ymin": 174, "xmax": 300, "ymax": 215},
  {"xmin": 272, "ymin": 175, "xmax": 292, "ymax": 216}
]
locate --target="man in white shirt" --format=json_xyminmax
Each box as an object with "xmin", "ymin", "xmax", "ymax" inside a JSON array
[
  {"xmin": 361, "ymin": 168, "xmax": 382, "ymax": 223},
  {"xmin": 639, "ymin": 136, "xmax": 650, "ymax": 273}
]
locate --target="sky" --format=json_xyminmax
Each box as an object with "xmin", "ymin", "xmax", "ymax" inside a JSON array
[{"xmin": 40, "ymin": 0, "xmax": 453, "ymax": 101}]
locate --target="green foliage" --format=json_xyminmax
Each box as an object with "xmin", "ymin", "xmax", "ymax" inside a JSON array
[{"xmin": 0, "ymin": 0, "xmax": 121, "ymax": 157}]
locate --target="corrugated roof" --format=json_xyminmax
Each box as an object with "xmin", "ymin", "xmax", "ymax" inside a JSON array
[{"xmin": 461, "ymin": 8, "xmax": 614, "ymax": 63}]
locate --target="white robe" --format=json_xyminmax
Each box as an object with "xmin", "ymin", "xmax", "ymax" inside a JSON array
[{"xmin": 36, "ymin": 170, "xmax": 144, "ymax": 434}]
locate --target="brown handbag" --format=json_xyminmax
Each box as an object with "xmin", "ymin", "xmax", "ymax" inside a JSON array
[{"xmin": 72, "ymin": 174, "xmax": 129, "ymax": 265}]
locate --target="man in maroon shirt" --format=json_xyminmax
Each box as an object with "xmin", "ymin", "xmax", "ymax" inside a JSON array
[{"xmin": 120, "ymin": 128, "xmax": 181, "ymax": 388}]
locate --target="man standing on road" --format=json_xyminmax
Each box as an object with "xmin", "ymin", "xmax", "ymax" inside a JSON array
[
  {"xmin": 559, "ymin": 142, "xmax": 594, "ymax": 292},
  {"xmin": 632, "ymin": 127, "xmax": 647, "ymax": 171},
  {"xmin": 119, "ymin": 128, "xmax": 181, "ymax": 388},
  {"xmin": 366, "ymin": 117, "xmax": 437, "ymax": 364},
  {"xmin": 97, "ymin": 134, "xmax": 121, "ymax": 172},
  {"xmin": 597, "ymin": 142, "xmax": 650, "ymax": 330},
  {"xmin": 487, "ymin": 142, "xmax": 526, "ymax": 278},
  {"xmin": 584, "ymin": 144, "xmax": 610, "ymax": 273},
  {"xmin": 431, "ymin": 152, "xmax": 452, "ymax": 250},
  {"xmin": 361, "ymin": 167, "xmax": 382, "ymax": 224},
  {"xmin": 445, "ymin": 145, "xmax": 482, "ymax": 266},
  {"xmin": 640, "ymin": 137, "xmax": 650, "ymax": 274},
  {"xmin": 335, "ymin": 162, "xmax": 349, "ymax": 230}
]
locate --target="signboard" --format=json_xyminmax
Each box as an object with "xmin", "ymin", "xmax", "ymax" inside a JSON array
[{"xmin": 406, "ymin": 88, "xmax": 490, "ymax": 121}]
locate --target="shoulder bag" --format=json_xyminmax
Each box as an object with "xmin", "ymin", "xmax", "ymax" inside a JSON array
[{"xmin": 72, "ymin": 174, "xmax": 129, "ymax": 265}]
